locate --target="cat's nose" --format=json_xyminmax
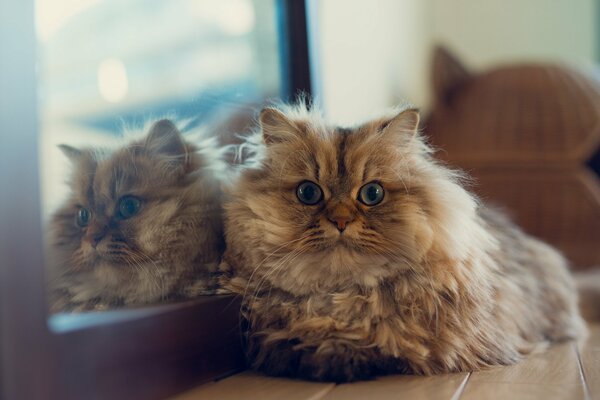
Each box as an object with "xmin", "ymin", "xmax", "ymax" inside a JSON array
[
  {"xmin": 329, "ymin": 216, "xmax": 353, "ymax": 232},
  {"xmin": 327, "ymin": 203, "xmax": 355, "ymax": 232},
  {"xmin": 84, "ymin": 226, "xmax": 108, "ymax": 248}
]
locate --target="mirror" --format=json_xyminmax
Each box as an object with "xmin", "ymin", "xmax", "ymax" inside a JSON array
[{"xmin": 37, "ymin": 0, "xmax": 284, "ymax": 315}]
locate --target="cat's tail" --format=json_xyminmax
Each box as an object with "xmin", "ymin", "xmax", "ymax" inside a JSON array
[{"xmin": 575, "ymin": 267, "xmax": 600, "ymax": 322}]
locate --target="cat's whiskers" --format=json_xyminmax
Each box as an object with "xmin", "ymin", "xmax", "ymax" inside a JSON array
[
  {"xmin": 123, "ymin": 248, "xmax": 165, "ymax": 298},
  {"xmin": 70, "ymin": 247, "xmax": 96, "ymax": 270},
  {"xmin": 249, "ymin": 244, "xmax": 305, "ymax": 304},
  {"xmin": 241, "ymin": 234, "xmax": 311, "ymax": 308},
  {"xmin": 244, "ymin": 225, "xmax": 323, "ymax": 297},
  {"xmin": 240, "ymin": 236, "xmax": 313, "ymax": 329},
  {"xmin": 247, "ymin": 244, "xmax": 310, "ymax": 325},
  {"xmin": 264, "ymin": 245, "xmax": 310, "ymax": 306},
  {"xmin": 362, "ymin": 231, "xmax": 418, "ymax": 260},
  {"xmin": 108, "ymin": 243, "xmax": 164, "ymax": 299}
]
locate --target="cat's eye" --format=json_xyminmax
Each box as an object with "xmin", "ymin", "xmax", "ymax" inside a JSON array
[
  {"xmin": 118, "ymin": 196, "xmax": 142, "ymax": 219},
  {"xmin": 358, "ymin": 182, "xmax": 385, "ymax": 206},
  {"xmin": 296, "ymin": 181, "xmax": 323, "ymax": 205},
  {"xmin": 76, "ymin": 207, "xmax": 91, "ymax": 227}
]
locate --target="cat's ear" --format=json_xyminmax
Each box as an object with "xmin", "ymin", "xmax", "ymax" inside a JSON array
[
  {"xmin": 432, "ymin": 46, "xmax": 471, "ymax": 105},
  {"xmin": 381, "ymin": 108, "xmax": 420, "ymax": 136},
  {"xmin": 259, "ymin": 107, "xmax": 300, "ymax": 145},
  {"xmin": 145, "ymin": 119, "xmax": 186, "ymax": 157},
  {"xmin": 58, "ymin": 144, "xmax": 83, "ymax": 163}
]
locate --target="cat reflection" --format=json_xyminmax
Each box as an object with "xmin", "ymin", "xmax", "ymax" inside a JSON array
[{"xmin": 48, "ymin": 120, "xmax": 224, "ymax": 313}]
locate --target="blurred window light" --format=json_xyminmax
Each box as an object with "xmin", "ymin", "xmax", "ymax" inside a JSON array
[
  {"xmin": 35, "ymin": 0, "xmax": 102, "ymax": 42},
  {"xmin": 217, "ymin": 0, "xmax": 256, "ymax": 36},
  {"xmin": 97, "ymin": 58, "xmax": 129, "ymax": 103},
  {"xmin": 35, "ymin": 0, "xmax": 283, "ymax": 218}
]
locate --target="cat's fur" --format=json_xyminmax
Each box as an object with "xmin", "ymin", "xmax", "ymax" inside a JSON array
[
  {"xmin": 219, "ymin": 104, "xmax": 586, "ymax": 382},
  {"xmin": 48, "ymin": 120, "xmax": 224, "ymax": 312}
]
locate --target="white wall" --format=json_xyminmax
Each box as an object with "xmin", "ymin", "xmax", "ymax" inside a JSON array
[
  {"xmin": 312, "ymin": 0, "xmax": 432, "ymax": 125},
  {"xmin": 431, "ymin": 0, "xmax": 596, "ymax": 70},
  {"xmin": 313, "ymin": 0, "xmax": 597, "ymax": 124}
]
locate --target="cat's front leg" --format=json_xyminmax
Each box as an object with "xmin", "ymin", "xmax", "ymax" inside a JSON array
[
  {"xmin": 252, "ymin": 336, "xmax": 404, "ymax": 382},
  {"xmin": 217, "ymin": 258, "xmax": 255, "ymax": 295},
  {"xmin": 49, "ymin": 288, "xmax": 116, "ymax": 313}
]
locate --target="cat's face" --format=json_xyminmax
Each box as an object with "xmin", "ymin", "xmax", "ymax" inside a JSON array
[
  {"xmin": 51, "ymin": 120, "xmax": 210, "ymax": 274},
  {"xmin": 231, "ymin": 107, "xmax": 470, "ymax": 292}
]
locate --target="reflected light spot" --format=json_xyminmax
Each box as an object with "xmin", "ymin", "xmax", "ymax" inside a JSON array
[
  {"xmin": 97, "ymin": 58, "xmax": 128, "ymax": 103},
  {"xmin": 35, "ymin": 0, "xmax": 101, "ymax": 42},
  {"xmin": 218, "ymin": 0, "xmax": 255, "ymax": 36}
]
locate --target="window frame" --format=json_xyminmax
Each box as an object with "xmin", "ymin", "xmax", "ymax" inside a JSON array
[{"xmin": 0, "ymin": 1, "xmax": 312, "ymax": 398}]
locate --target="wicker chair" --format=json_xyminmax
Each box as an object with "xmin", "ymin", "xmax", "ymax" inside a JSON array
[{"xmin": 425, "ymin": 46, "xmax": 600, "ymax": 268}]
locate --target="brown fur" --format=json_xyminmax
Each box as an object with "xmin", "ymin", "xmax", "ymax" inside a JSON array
[
  {"xmin": 48, "ymin": 120, "xmax": 224, "ymax": 312},
  {"xmin": 219, "ymin": 104, "xmax": 586, "ymax": 382}
]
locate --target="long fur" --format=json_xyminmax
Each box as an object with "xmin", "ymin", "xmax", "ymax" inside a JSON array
[
  {"xmin": 47, "ymin": 120, "xmax": 225, "ymax": 312},
  {"xmin": 219, "ymin": 102, "xmax": 586, "ymax": 382}
]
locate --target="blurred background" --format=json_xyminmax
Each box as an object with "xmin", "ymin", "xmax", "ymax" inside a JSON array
[
  {"xmin": 37, "ymin": 0, "xmax": 599, "ymax": 265},
  {"xmin": 315, "ymin": 0, "xmax": 597, "ymax": 123}
]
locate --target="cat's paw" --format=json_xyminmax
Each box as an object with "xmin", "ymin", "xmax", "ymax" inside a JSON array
[
  {"xmin": 296, "ymin": 341, "xmax": 401, "ymax": 382},
  {"xmin": 184, "ymin": 280, "xmax": 218, "ymax": 297},
  {"xmin": 298, "ymin": 351, "xmax": 377, "ymax": 382},
  {"xmin": 253, "ymin": 338, "xmax": 403, "ymax": 382},
  {"xmin": 216, "ymin": 287, "xmax": 234, "ymax": 295}
]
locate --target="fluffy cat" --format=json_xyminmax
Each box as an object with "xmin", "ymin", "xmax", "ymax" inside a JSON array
[
  {"xmin": 48, "ymin": 119, "xmax": 224, "ymax": 313},
  {"xmin": 219, "ymin": 104, "xmax": 586, "ymax": 382}
]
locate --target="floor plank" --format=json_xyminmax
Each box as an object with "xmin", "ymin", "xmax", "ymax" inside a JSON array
[
  {"xmin": 171, "ymin": 371, "xmax": 335, "ymax": 400},
  {"xmin": 172, "ymin": 325, "xmax": 600, "ymax": 400},
  {"xmin": 461, "ymin": 342, "xmax": 586, "ymax": 400},
  {"xmin": 461, "ymin": 381, "xmax": 584, "ymax": 400},
  {"xmin": 578, "ymin": 324, "xmax": 600, "ymax": 399},
  {"xmin": 322, "ymin": 373, "xmax": 468, "ymax": 400}
]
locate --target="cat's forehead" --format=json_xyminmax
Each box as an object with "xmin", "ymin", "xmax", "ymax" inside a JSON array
[
  {"xmin": 94, "ymin": 150, "xmax": 153, "ymax": 198},
  {"xmin": 282, "ymin": 124, "xmax": 404, "ymax": 187},
  {"xmin": 71, "ymin": 148, "xmax": 152, "ymax": 208}
]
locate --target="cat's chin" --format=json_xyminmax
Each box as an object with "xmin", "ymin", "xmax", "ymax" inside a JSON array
[
  {"xmin": 77, "ymin": 249, "xmax": 140, "ymax": 270},
  {"xmin": 79, "ymin": 252, "xmax": 125, "ymax": 266},
  {"xmin": 86, "ymin": 243, "xmax": 142, "ymax": 265},
  {"xmin": 99, "ymin": 253, "xmax": 132, "ymax": 264},
  {"xmin": 318, "ymin": 228, "xmax": 372, "ymax": 249},
  {"xmin": 266, "ymin": 245, "xmax": 402, "ymax": 296},
  {"xmin": 334, "ymin": 235, "xmax": 365, "ymax": 250}
]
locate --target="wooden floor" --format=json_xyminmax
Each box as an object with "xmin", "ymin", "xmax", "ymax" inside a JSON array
[{"xmin": 174, "ymin": 324, "xmax": 599, "ymax": 400}]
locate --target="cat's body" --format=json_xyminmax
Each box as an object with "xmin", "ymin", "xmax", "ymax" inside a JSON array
[
  {"xmin": 220, "ymin": 104, "xmax": 585, "ymax": 381},
  {"xmin": 48, "ymin": 120, "xmax": 224, "ymax": 312}
]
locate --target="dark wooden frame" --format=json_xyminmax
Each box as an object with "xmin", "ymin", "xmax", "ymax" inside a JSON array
[
  {"xmin": 278, "ymin": 0, "xmax": 313, "ymax": 101},
  {"xmin": 0, "ymin": 1, "xmax": 312, "ymax": 399}
]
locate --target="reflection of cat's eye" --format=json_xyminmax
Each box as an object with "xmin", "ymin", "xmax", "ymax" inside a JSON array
[
  {"xmin": 76, "ymin": 208, "xmax": 91, "ymax": 227},
  {"xmin": 118, "ymin": 196, "xmax": 142, "ymax": 219},
  {"xmin": 296, "ymin": 181, "xmax": 323, "ymax": 205},
  {"xmin": 358, "ymin": 182, "xmax": 384, "ymax": 206}
]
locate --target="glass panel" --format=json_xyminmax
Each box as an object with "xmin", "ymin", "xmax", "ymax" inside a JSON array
[{"xmin": 37, "ymin": 0, "xmax": 283, "ymax": 317}]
